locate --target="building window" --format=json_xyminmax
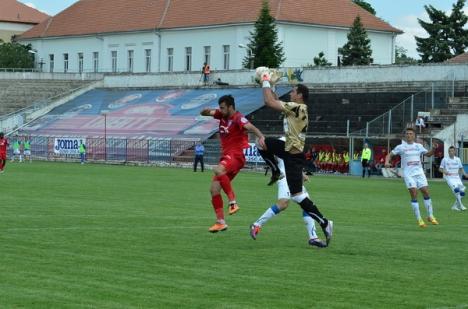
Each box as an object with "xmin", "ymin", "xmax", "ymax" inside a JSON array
[
  {"xmin": 78, "ymin": 53, "xmax": 84, "ymax": 73},
  {"xmin": 63, "ymin": 53, "xmax": 68, "ymax": 73},
  {"xmin": 204, "ymin": 46, "xmax": 211, "ymax": 65},
  {"xmin": 185, "ymin": 47, "xmax": 192, "ymax": 71},
  {"xmin": 93, "ymin": 52, "xmax": 99, "ymax": 73},
  {"xmin": 145, "ymin": 49, "xmax": 152, "ymax": 73},
  {"xmin": 111, "ymin": 51, "xmax": 117, "ymax": 73},
  {"xmin": 223, "ymin": 45, "xmax": 230, "ymax": 70},
  {"xmin": 167, "ymin": 48, "xmax": 173, "ymax": 72},
  {"xmin": 49, "ymin": 54, "xmax": 54, "ymax": 73},
  {"xmin": 127, "ymin": 50, "xmax": 134, "ymax": 72}
]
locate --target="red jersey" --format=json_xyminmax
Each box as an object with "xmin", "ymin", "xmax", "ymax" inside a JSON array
[
  {"xmin": 214, "ymin": 110, "xmax": 250, "ymax": 155},
  {"xmin": 0, "ymin": 138, "xmax": 9, "ymax": 154}
]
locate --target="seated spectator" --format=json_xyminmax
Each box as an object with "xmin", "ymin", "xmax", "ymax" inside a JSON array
[{"xmin": 415, "ymin": 116, "xmax": 425, "ymax": 133}]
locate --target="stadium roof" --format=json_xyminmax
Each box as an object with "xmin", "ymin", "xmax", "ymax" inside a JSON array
[
  {"xmin": 20, "ymin": 0, "xmax": 402, "ymax": 39},
  {"xmin": 0, "ymin": 0, "xmax": 49, "ymax": 25},
  {"xmin": 446, "ymin": 53, "xmax": 468, "ymax": 64}
]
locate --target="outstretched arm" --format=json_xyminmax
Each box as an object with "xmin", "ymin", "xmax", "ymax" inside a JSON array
[
  {"xmin": 384, "ymin": 152, "xmax": 393, "ymax": 167},
  {"xmin": 200, "ymin": 108, "xmax": 216, "ymax": 117},
  {"xmin": 244, "ymin": 122, "xmax": 265, "ymax": 150},
  {"xmin": 424, "ymin": 143, "xmax": 438, "ymax": 157}
]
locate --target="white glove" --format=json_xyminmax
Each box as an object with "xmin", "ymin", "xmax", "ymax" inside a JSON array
[{"xmin": 255, "ymin": 67, "xmax": 281, "ymax": 88}]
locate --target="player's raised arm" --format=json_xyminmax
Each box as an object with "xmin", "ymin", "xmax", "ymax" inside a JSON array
[
  {"xmin": 200, "ymin": 108, "xmax": 216, "ymax": 117},
  {"xmin": 423, "ymin": 142, "xmax": 438, "ymax": 157},
  {"xmin": 256, "ymin": 67, "xmax": 284, "ymax": 112}
]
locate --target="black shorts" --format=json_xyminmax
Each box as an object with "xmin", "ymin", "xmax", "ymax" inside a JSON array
[
  {"xmin": 362, "ymin": 159, "xmax": 369, "ymax": 168},
  {"xmin": 265, "ymin": 137, "xmax": 304, "ymax": 195}
]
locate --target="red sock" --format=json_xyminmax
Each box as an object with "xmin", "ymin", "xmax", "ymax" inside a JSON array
[
  {"xmin": 216, "ymin": 174, "xmax": 236, "ymax": 202},
  {"xmin": 211, "ymin": 194, "xmax": 224, "ymax": 221},
  {"xmin": 0, "ymin": 159, "xmax": 5, "ymax": 170}
]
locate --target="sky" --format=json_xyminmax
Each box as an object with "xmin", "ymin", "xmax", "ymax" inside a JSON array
[{"xmin": 18, "ymin": 0, "xmax": 467, "ymax": 59}]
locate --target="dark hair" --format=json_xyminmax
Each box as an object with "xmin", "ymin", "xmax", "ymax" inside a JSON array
[
  {"xmin": 405, "ymin": 127, "xmax": 416, "ymax": 133},
  {"xmin": 449, "ymin": 146, "xmax": 456, "ymax": 150},
  {"xmin": 0, "ymin": 132, "xmax": 3, "ymax": 138},
  {"xmin": 296, "ymin": 84, "xmax": 309, "ymax": 102},
  {"xmin": 219, "ymin": 94, "xmax": 235, "ymax": 109}
]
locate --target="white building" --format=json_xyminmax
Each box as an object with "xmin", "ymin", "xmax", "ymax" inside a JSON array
[
  {"xmin": 0, "ymin": 0, "xmax": 48, "ymax": 43},
  {"xmin": 19, "ymin": 0, "xmax": 401, "ymax": 74}
]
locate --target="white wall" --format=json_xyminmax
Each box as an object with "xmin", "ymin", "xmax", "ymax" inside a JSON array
[
  {"xmin": 1, "ymin": 63, "xmax": 466, "ymax": 87},
  {"xmin": 279, "ymin": 24, "xmax": 395, "ymax": 67},
  {"xmin": 434, "ymin": 115, "xmax": 468, "ymax": 157},
  {"xmin": 0, "ymin": 21, "xmax": 33, "ymax": 32},
  {"xmin": 23, "ymin": 32, "xmax": 159, "ymax": 74},
  {"xmin": 21, "ymin": 22, "xmax": 396, "ymax": 73}
]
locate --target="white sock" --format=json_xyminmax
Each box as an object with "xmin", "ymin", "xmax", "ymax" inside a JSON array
[
  {"xmin": 302, "ymin": 211, "xmax": 318, "ymax": 239},
  {"xmin": 411, "ymin": 201, "xmax": 422, "ymax": 220},
  {"xmin": 455, "ymin": 192, "xmax": 463, "ymax": 207},
  {"xmin": 255, "ymin": 205, "xmax": 281, "ymax": 227},
  {"xmin": 423, "ymin": 198, "xmax": 433, "ymax": 218}
]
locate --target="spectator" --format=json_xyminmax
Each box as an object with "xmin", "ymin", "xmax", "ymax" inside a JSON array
[
  {"xmin": 202, "ymin": 62, "xmax": 210, "ymax": 85},
  {"xmin": 415, "ymin": 116, "xmax": 425, "ymax": 133},
  {"xmin": 304, "ymin": 145, "xmax": 315, "ymax": 175},
  {"xmin": 79, "ymin": 140, "xmax": 86, "ymax": 164},
  {"xmin": 193, "ymin": 142, "xmax": 205, "ymax": 172}
]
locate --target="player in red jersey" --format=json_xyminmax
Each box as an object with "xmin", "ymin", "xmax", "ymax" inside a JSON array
[
  {"xmin": 201, "ymin": 95, "xmax": 266, "ymax": 232},
  {"xmin": 0, "ymin": 132, "xmax": 9, "ymax": 173}
]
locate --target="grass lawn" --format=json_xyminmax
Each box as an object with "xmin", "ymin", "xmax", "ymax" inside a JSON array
[{"xmin": 1, "ymin": 161, "xmax": 467, "ymax": 308}]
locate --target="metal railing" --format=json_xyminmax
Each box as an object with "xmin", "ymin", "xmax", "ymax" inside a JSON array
[
  {"xmin": 0, "ymin": 81, "xmax": 96, "ymax": 134},
  {"xmin": 350, "ymin": 73, "xmax": 456, "ymax": 137},
  {"xmin": 7, "ymin": 135, "xmax": 200, "ymax": 164}
]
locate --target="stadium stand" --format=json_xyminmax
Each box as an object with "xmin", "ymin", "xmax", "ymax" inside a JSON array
[
  {"xmin": 0, "ymin": 79, "xmax": 92, "ymax": 115},
  {"xmin": 249, "ymin": 83, "xmax": 445, "ymax": 135}
]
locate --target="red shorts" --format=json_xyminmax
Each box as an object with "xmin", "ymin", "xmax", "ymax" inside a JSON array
[
  {"xmin": 219, "ymin": 153, "xmax": 246, "ymax": 180},
  {"xmin": 0, "ymin": 153, "xmax": 6, "ymax": 160}
]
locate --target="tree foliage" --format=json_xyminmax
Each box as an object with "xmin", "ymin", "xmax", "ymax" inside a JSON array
[
  {"xmin": 243, "ymin": 0, "xmax": 285, "ymax": 69},
  {"xmin": 395, "ymin": 46, "xmax": 419, "ymax": 65},
  {"xmin": 313, "ymin": 52, "xmax": 332, "ymax": 66},
  {"xmin": 339, "ymin": 16, "xmax": 373, "ymax": 66},
  {"xmin": 0, "ymin": 41, "xmax": 35, "ymax": 68},
  {"xmin": 448, "ymin": 0, "xmax": 468, "ymax": 56},
  {"xmin": 416, "ymin": 0, "xmax": 467, "ymax": 63},
  {"xmin": 352, "ymin": 0, "xmax": 376, "ymax": 15}
]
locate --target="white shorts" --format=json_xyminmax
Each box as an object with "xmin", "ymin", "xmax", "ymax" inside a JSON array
[
  {"xmin": 277, "ymin": 177, "xmax": 309, "ymax": 200},
  {"xmin": 24, "ymin": 150, "xmax": 31, "ymax": 156},
  {"xmin": 446, "ymin": 177, "xmax": 465, "ymax": 192},
  {"xmin": 277, "ymin": 155, "xmax": 309, "ymax": 200},
  {"xmin": 403, "ymin": 174, "xmax": 428, "ymax": 189},
  {"xmin": 14, "ymin": 149, "xmax": 20, "ymax": 155}
]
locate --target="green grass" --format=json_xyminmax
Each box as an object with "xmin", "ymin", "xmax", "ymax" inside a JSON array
[{"xmin": 1, "ymin": 161, "xmax": 468, "ymax": 308}]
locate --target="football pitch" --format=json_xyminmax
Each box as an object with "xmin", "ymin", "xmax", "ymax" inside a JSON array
[{"xmin": 1, "ymin": 162, "xmax": 467, "ymax": 308}]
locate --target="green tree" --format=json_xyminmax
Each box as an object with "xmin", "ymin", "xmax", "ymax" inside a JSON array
[
  {"xmin": 394, "ymin": 46, "xmax": 419, "ymax": 64},
  {"xmin": 0, "ymin": 41, "xmax": 34, "ymax": 68},
  {"xmin": 416, "ymin": 0, "xmax": 467, "ymax": 62},
  {"xmin": 243, "ymin": 0, "xmax": 285, "ymax": 69},
  {"xmin": 313, "ymin": 52, "xmax": 332, "ymax": 66},
  {"xmin": 448, "ymin": 0, "xmax": 468, "ymax": 56},
  {"xmin": 352, "ymin": 0, "xmax": 376, "ymax": 15},
  {"xmin": 339, "ymin": 16, "xmax": 373, "ymax": 66}
]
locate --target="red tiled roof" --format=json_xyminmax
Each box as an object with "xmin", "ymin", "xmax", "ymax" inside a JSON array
[
  {"xmin": 21, "ymin": 0, "xmax": 401, "ymax": 39},
  {"xmin": 0, "ymin": 0, "xmax": 49, "ymax": 24},
  {"xmin": 447, "ymin": 52, "xmax": 468, "ymax": 63}
]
